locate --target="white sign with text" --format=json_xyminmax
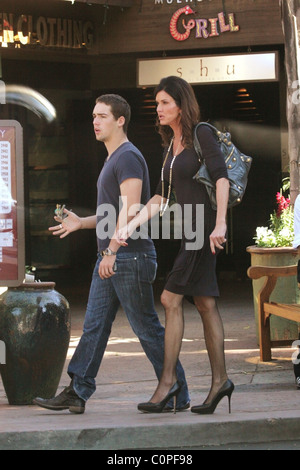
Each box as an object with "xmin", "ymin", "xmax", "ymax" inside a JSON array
[{"xmin": 138, "ymin": 52, "xmax": 278, "ymax": 86}]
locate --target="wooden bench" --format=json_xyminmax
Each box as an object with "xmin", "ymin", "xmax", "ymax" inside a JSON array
[{"xmin": 247, "ymin": 264, "xmax": 300, "ymax": 361}]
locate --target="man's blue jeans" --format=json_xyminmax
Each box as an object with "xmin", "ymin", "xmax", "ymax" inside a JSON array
[{"xmin": 68, "ymin": 251, "xmax": 190, "ymax": 406}]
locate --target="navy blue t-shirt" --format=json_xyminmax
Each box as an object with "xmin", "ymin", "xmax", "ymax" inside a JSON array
[{"xmin": 96, "ymin": 142, "xmax": 154, "ymax": 253}]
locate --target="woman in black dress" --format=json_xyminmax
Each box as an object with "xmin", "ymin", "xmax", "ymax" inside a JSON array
[{"xmin": 117, "ymin": 76, "xmax": 234, "ymax": 414}]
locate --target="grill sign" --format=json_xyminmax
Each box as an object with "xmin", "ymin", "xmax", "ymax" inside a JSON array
[{"xmin": 170, "ymin": 6, "xmax": 240, "ymax": 41}]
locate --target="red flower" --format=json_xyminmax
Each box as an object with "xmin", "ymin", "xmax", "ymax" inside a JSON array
[{"xmin": 276, "ymin": 192, "xmax": 290, "ymax": 217}]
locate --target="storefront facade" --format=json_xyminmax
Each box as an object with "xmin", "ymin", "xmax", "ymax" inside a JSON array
[{"xmin": 0, "ymin": 0, "xmax": 286, "ymax": 280}]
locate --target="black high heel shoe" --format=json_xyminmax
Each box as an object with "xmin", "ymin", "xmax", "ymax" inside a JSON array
[
  {"xmin": 191, "ymin": 379, "xmax": 234, "ymax": 415},
  {"xmin": 138, "ymin": 381, "xmax": 182, "ymax": 414}
]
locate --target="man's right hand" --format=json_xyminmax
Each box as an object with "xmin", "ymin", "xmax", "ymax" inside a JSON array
[{"xmin": 49, "ymin": 209, "xmax": 82, "ymax": 238}]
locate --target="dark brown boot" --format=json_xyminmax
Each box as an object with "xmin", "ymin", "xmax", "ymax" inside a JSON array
[{"xmin": 33, "ymin": 383, "xmax": 85, "ymax": 414}]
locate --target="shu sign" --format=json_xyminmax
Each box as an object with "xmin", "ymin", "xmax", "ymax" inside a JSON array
[{"xmin": 137, "ymin": 52, "xmax": 278, "ymax": 87}]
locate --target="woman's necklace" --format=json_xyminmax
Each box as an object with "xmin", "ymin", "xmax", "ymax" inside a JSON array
[{"xmin": 160, "ymin": 136, "xmax": 182, "ymax": 216}]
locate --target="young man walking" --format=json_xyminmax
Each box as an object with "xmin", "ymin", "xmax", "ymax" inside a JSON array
[{"xmin": 33, "ymin": 94, "xmax": 189, "ymax": 413}]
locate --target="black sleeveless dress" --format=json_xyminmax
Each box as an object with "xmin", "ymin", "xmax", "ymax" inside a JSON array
[{"xmin": 155, "ymin": 125, "xmax": 228, "ymax": 299}]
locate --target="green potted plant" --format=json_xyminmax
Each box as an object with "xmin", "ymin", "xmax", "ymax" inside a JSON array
[
  {"xmin": 254, "ymin": 180, "xmax": 294, "ymax": 247},
  {"xmin": 247, "ymin": 179, "xmax": 299, "ymax": 344}
]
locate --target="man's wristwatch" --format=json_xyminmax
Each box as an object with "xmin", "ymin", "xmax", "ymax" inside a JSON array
[{"xmin": 101, "ymin": 248, "xmax": 117, "ymax": 256}]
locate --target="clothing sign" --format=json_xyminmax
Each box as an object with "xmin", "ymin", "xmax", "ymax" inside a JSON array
[
  {"xmin": 0, "ymin": 121, "xmax": 25, "ymax": 286},
  {"xmin": 137, "ymin": 52, "xmax": 278, "ymax": 87},
  {"xmin": 0, "ymin": 13, "xmax": 94, "ymax": 50}
]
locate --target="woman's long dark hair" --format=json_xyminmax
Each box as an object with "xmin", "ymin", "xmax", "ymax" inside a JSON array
[{"xmin": 154, "ymin": 76, "xmax": 200, "ymax": 148}]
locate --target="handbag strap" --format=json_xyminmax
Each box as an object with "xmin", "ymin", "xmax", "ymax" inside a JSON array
[{"xmin": 194, "ymin": 122, "xmax": 219, "ymax": 164}]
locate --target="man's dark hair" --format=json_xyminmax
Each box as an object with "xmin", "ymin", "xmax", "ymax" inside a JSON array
[
  {"xmin": 96, "ymin": 94, "xmax": 131, "ymax": 134},
  {"xmin": 154, "ymin": 76, "xmax": 200, "ymax": 148}
]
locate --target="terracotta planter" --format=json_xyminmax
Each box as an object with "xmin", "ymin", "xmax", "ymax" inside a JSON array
[
  {"xmin": 247, "ymin": 246, "xmax": 300, "ymax": 344},
  {"xmin": 0, "ymin": 282, "xmax": 70, "ymax": 405}
]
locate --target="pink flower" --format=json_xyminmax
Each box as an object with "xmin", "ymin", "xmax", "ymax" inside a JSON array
[{"xmin": 276, "ymin": 193, "xmax": 290, "ymax": 217}]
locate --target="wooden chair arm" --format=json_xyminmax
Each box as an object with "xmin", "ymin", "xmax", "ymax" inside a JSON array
[
  {"xmin": 247, "ymin": 265, "xmax": 297, "ymax": 280},
  {"xmin": 247, "ymin": 262, "xmax": 299, "ymax": 362}
]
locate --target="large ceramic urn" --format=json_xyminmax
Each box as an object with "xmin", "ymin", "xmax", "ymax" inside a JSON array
[{"xmin": 0, "ymin": 282, "xmax": 70, "ymax": 405}]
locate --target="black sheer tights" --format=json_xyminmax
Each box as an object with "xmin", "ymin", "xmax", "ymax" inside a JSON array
[{"xmin": 149, "ymin": 292, "xmax": 228, "ymax": 405}]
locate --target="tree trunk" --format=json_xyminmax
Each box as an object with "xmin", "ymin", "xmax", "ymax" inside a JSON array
[{"xmin": 280, "ymin": 0, "xmax": 300, "ymax": 204}]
